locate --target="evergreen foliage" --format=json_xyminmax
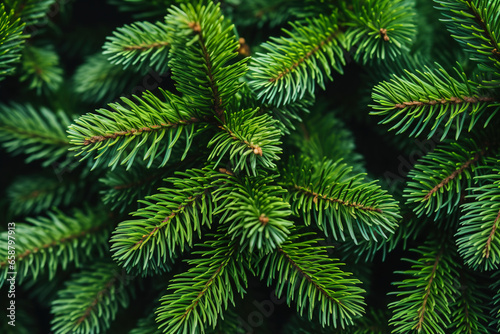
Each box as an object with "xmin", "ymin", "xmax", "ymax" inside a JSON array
[{"xmin": 1, "ymin": 0, "xmax": 500, "ymax": 333}]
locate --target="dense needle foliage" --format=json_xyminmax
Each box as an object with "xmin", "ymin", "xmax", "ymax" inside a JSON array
[{"xmin": 0, "ymin": 0, "xmax": 499, "ymax": 333}]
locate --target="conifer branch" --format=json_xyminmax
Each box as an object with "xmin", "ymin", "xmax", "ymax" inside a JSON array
[
  {"xmin": 436, "ymin": 0, "xmax": 500, "ymax": 83},
  {"xmin": 371, "ymin": 64, "xmax": 499, "ymax": 140},
  {"xmin": 457, "ymin": 165, "xmax": 500, "ymax": 270},
  {"xmin": 50, "ymin": 260, "xmax": 135, "ymax": 334},
  {"xmin": 283, "ymin": 157, "xmax": 400, "ymax": 244},
  {"xmin": 389, "ymin": 239, "xmax": 458, "ymax": 334},
  {"xmin": 208, "ymin": 108, "xmax": 282, "ymax": 174},
  {"xmin": 103, "ymin": 20, "xmax": 170, "ymax": 72},
  {"xmin": 167, "ymin": 2, "xmax": 248, "ymax": 115},
  {"xmin": 423, "ymin": 149, "xmax": 485, "ymax": 201},
  {"xmin": 343, "ymin": 0, "xmax": 416, "ymax": 63},
  {"xmin": 293, "ymin": 185, "xmax": 383, "ymax": 213},
  {"xmin": 405, "ymin": 136, "xmax": 497, "ymax": 219},
  {"xmin": 188, "ymin": 21, "xmax": 224, "ymax": 119},
  {"xmin": 416, "ymin": 248, "xmax": 443, "ymax": 330},
  {"xmin": 68, "ymin": 89, "xmax": 201, "ymax": 170},
  {"xmin": 256, "ymin": 232, "xmax": 365, "ymax": 328},
  {"xmin": 249, "ymin": 13, "xmax": 345, "ymax": 106},
  {"xmin": 0, "ymin": 103, "xmax": 72, "ymax": 166},
  {"xmin": 485, "ymin": 210, "xmax": 500, "ymax": 259},
  {"xmin": 156, "ymin": 233, "xmax": 247, "ymax": 333},
  {"xmin": 215, "ymin": 175, "xmax": 293, "ymax": 253},
  {"xmin": 393, "ymin": 96, "xmax": 496, "ymax": 109},
  {"xmin": 111, "ymin": 167, "xmax": 222, "ymax": 275},
  {"xmin": 0, "ymin": 207, "xmax": 111, "ymax": 287},
  {"xmin": 0, "ymin": 4, "xmax": 27, "ymax": 81}
]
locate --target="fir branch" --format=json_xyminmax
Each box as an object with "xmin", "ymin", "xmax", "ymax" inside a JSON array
[
  {"xmin": 343, "ymin": 0, "xmax": 417, "ymax": 63},
  {"xmin": 249, "ymin": 13, "xmax": 345, "ymax": 106},
  {"xmin": 155, "ymin": 233, "xmax": 247, "ymax": 333},
  {"xmin": 5, "ymin": 0, "xmax": 55, "ymax": 26},
  {"xmin": 50, "ymin": 260, "xmax": 135, "ymax": 334},
  {"xmin": 255, "ymin": 232, "xmax": 365, "ymax": 329},
  {"xmin": 68, "ymin": 88, "xmax": 202, "ymax": 170},
  {"xmin": 103, "ymin": 20, "xmax": 171, "ymax": 73},
  {"xmin": 166, "ymin": 1, "xmax": 248, "ymax": 117},
  {"xmin": 456, "ymin": 165, "xmax": 500, "ymax": 270},
  {"xmin": 371, "ymin": 63, "xmax": 499, "ymax": 140},
  {"xmin": 0, "ymin": 4, "xmax": 27, "ymax": 81},
  {"xmin": 405, "ymin": 136, "xmax": 496, "ymax": 219},
  {"xmin": 110, "ymin": 167, "xmax": 223, "ymax": 276},
  {"xmin": 389, "ymin": 238, "xmax": 459, "ymax": 334},
  {"xmin": 0, "ymin": 207, "xmax": 111, "ymax": 287},
  {"xmin": 215, "ymin": 174, "xmax": 293, "ymax": 253},
  {"xmin": 7, "ymin": 173, "xmax": 86, "ymax": 217},
  {"xmin": 20, "ymin": 45, "xmax": 63, "ymax": 95},
  {"xmin": 208, "ymin": 108, "xmax": 282, "ymax": 175},
  {"xmin": 283, "ymin": 157, "xmax": 400, "ymax": 244},
  {"xmin": 448, "ymin": 271, "xmax": 491, "ymax": 334},
  {"xmin": 0, "ymin": 103, "xmax": 73, "ymax": 167},
  {"xmin": 436, "ymin": 0, "xmax": 500, "ymax": 84}
]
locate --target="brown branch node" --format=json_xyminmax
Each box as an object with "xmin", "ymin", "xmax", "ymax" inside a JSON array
[{"xmin": 379, "ymin": 28, "xmax": 389, "ymax": 41}]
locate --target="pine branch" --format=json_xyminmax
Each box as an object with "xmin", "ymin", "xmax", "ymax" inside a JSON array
[
  {"xmin": 50, "ymin": 260, "xmax": 135, "ymax": 334},
  {"xmin": 405, "ymin": 136, "xmax": 497, "ymax": 219},
  {"xmin": 255, "ymin": 231, "xmax": 365, "ymax": 329},
  {"xmin": 5, "ymin": 0, "xmax": 55, "ymax": 26},
  {"xmin": 0, "ymin": 102, "xmax": 73, "ymax": 167},
  {"xmin": 166, "ymin": 1, "xmax": 248, "ymax": 117},
  {"xmin": 208, "ymin": 108, "xmax": 282, "ymax": 175},
  {"xmin": 0, "ymin": 3, "xmax": 27, "ymax": 81},
  {"xmin": 249, "ymin": 13, "xmax": 345, "ymax": 106},
  {"xmin": 371, "ymin": 63, "xmax": 499, "ymax": 140},
  {"xmin": 0, "ymin": 207, "xmax": 111, "ymax": 287},
  {"xmin": 490, "ymin": 270, "xmax": 500, "ymax": 332},
  {"xmin": 7, "ymin": 173, "xmax": 86, "ymax": 217},
  {"xmin": 435, "ymin": 0, "xmax": 500, "ymax": 85},
  {"xmin": 215, "ymin": 174, "xmax": 293, "ymax": 253},
  {"xmin": 68, "ymin": 88, "xmax": 202, "ymax": 170},
  {"xmin": 103, "ymin": 20, "xmax": 171, "ymax": 73},
  {"xmin": 389, "ymin": 237, "xmax": 459, "ymax": 334},
  {"xmin": 282, "ymin": 157, "xmax": 400, "ymax": 244},
  {"xmin": 110, "ymin": 167, "xmax": 224, "ymax": 276},
  {"xmin": 456, "ymin": 163, "xmax": 500, "ymax": 270},
  {"xmin": 448, "ymin": 270, "xmax": 491, "ymax": 334},
  {"xmin": 343, "ymin": 0, "xmax": 416, "ymax": 63},
  {"xmin": 155, "ymin": 232, "xmax": 247, "ymax": 333},
  {"xmin": 20, "ymin": 45, "xmax": 63, "ymax": 95}
]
